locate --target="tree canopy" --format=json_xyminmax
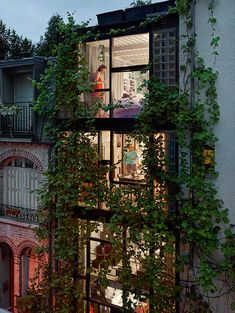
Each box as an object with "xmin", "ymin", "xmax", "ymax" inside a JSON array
[
  {"xmin": 129, "ymin": 0, "xmax": 152, "ymax": 7},
  {"xmin": 0, "ymin": 14, "xmax": 65, "ymax": 60},
  {"xmin": 0, "ymin": 19, "xmax": 34, "ymax": 60},
  {"xmin": 34, "ymin": 14, "xmax": 65, "ymax": 57}
]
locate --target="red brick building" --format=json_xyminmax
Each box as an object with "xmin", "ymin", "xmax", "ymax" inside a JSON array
[{"xmin": 0, "ymin": 57, "xmax": 50, "ymax": 311}]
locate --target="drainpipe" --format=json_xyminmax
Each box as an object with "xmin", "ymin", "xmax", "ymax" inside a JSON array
[
  {"xmin": 177, "ymin": 1, "xmax": 196, "ymax": 313},
  {"xmin": 188, "ymin": 0, "xmax": 196, "ymax": 302},
  {"xmin": 189, "ymin": 0, "xmax": 196, "ymax": 269}
]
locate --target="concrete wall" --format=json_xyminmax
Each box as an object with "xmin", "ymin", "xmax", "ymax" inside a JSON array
[{"xmin": 195, "ymin": 0, "xmax": 235, "ymax": 222}]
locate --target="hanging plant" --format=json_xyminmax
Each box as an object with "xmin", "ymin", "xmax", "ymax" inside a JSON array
[
  {"xmin": 0, "ymin": 104, "xmax": 21, "ymax": 115},
  {"xmin": 98, "ymin": 44, "xmax": 105, "ymax": 64}
]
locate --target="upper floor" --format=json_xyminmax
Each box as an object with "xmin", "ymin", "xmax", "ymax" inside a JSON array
[
  {"xmin": 0, "ymin": 2, "xmax": 178, "ymax": 141},
  {"xmin": 0, "ymin": 57, "xmax": 47, "ymax": 142},
  {"xmin": 59, "ymin": 0, "xmax": 178, "ymax": 130},
  {"xmin": 0, "ymin": 2, "xmax": 178, "ymax": 226}
]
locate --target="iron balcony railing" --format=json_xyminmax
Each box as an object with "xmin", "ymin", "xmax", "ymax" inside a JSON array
[
  {"xmin": 0, "ymin": 102, "xmax": 33, "ymax": 136},
  {"xmin": 0, "ymin": 204, "xmax": 38, "ymax": 224}
]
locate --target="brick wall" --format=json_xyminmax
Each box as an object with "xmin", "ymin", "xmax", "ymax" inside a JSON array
[
  {"xmin": 0, "ymin": 141, "xmax": 50, "ymax": 312},
  {"xmin": 0, "ymin": 219, "xmax": 39, "ymax": 312}
]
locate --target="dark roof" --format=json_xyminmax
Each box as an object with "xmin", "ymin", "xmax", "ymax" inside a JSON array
[
  {"xmin": 0, "ymin": 56, "xmax": 47, "ymax": 69},
  {"xmin": 97, "ymin": 0, "xmax": 176, "ymax": 26}
]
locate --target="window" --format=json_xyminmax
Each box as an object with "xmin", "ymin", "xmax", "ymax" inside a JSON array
[
  {"xmin": 84, "ymin": 33, "xmax": 149, "ymax": 119},
  {"xmin": 87, "ymin": 222, "xmax": 148, "ymax": 313},
  {"xmin": 112, "ymin": 34, "xmax": 149, "ymax": 119},
  {"xmin": 80, "ymin": 131, "xmax": 176, "ymax": 211},
  {"xmin": 112, "ymin": 71, "xmax": 148, "ymax": 118},
  {"xmin": 2, "ymin": 157, "xmax": 38, "ymax": 210},
  {"xmin": 112, "ymin": 34, "xmax": 149, "ymax": 67},
  {"xmin": 83, "ymin": 30, "xmax": 177, "ymax": 118},
  {"xmin": 153, "ymin": 29, "xmax": 176, "ymax": 86},
  {"xmin": 113, "ymin": 134, "xmax": 145, "ymax": 183},
  {"xmin": 86, "ymin": 39, "xmax": 110, "ymax": 89},
  {"xmin": 20, "ymin": 248, "xmax": 40, "ymax": 297}
]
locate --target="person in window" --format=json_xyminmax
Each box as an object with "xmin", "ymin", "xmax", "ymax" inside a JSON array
[
  {"xmin": 91, "ymin": 64, "xmax": 108, "ymax": 118},
  {"xmin": 123, "ymin": 144, "xmax": 138, "ymax": 175}
]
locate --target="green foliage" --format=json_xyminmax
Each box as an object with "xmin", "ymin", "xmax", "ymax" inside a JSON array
[
  {"xmin": 0, "ymin": 19, "xmax": 34, "ymax": 59},
  {"xmin": 0, "ymin": 20, "xmax": 10, "ymax": 59},
  {"xmin": 129, "ymin": 0, "xmax": 152, "ymax": 8},
  {"xmin": 35, "ymin": 14, "xmax": 65, "ymax": 57}
]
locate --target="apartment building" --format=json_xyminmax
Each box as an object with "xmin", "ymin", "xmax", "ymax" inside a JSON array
[
  {"xmin": 57, "ymin": 1, "xmax": 178, "ymax": 312},
  {"xmin": 0, "ymin": 0, "xmax": 234, "ymax": 312},
  {"xmin": 0, "ymin": 57, "xmax": 49, "ymax": 311}
]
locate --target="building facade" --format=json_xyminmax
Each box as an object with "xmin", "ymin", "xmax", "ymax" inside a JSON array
[
  {"xmin": 56, "ymin": 2, "xmax": 179, "ymax": 312},
  {"xmin": 184, "ymin": 1, "xmax": 235, "ymax": 311},
  {"xmin": 0, "ymin": 57, "xmax": 50, "ymax": 311},
  {"xmin": 0, "ymin": 1, "xmax": 234, "ymax": 312}
]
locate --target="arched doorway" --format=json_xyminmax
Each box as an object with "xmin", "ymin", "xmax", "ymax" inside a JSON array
[
  {"xmin": 20, "ymin": 247, "xmax": 38, "ymax": 296},
  {"xmin": 0, "ymin": 243, "xmax": 14, "ymax": 310}
]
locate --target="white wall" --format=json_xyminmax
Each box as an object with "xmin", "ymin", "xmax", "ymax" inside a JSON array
[
  {"xmin": 195, "ymin": 0, "xmax": 235, "ymax": 223},
  {"xmin": 180, "ymin": 1, "xmax": 235, "ymax": 311}
]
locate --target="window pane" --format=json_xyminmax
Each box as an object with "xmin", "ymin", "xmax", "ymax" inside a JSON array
[
  {"xmin": 113, "ymin": 134, "xmax": 145, "ymax": 183},
  {"xmin": 112, "ymin": 71, "xmax": 148, "ymax": 118},
  {"xmin": 112, "ymin": 33, "xmax": 149, "ymax": 67},
  {"xmin": 153, "ymin": 29, "xmax": 176, "ymax": 86},
  {"xmin": 86, "ymin": 40, "xmax": 110, "ymax": 89},
  {"xmin": 81, "ymin": 91, "xmax": 110, "ymax": 118},
  {"xmin": 100, "ymin": 131, "xmax": 110, "ymax": 161},
  {"xmin": 25, "ymin": 159, "xmax": 34, "ymax": 168},
  {"xmin": 15, "ymin": 158, "xmax": 23, "ymax": 167}
]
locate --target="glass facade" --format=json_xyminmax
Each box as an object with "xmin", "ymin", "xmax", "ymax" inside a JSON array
[
  {"xmin": 62, "ymin": 20, "xmax": 178, "ymax": 313},
  {"xmin": 112, "ymin": 33, "xmax": 149, "ymax": 67},
  {"xmin": 81, "ymin": 131, "xmax": 176, "ymax": 211},
  {"xmin": 82, "ymin": 29, "xmax": 176, "ymax": 119}
]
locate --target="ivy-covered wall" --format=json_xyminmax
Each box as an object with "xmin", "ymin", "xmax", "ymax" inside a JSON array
[
  {"xmin": 15, "ymin": 1, "xmax": 235, "ymax": 312},
  {"xmin": 179, "ymin": 0, "xmax": 235, "ymax": 311}
]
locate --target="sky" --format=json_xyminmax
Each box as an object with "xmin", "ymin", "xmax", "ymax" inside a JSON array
[{"xmin": 0, "ymin": 0, "xmax": 166, "ymax": 43}]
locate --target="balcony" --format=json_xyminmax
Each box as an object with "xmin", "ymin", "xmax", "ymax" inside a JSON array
[
  {"xmin": 0, "ymin": 204, "xmax": 38, "ymax": 224},
  {"xmin": 0, "ymin": 102, "xmax": 33, "ymax": 137}
]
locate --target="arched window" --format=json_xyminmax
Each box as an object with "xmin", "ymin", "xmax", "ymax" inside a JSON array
[
  {"xmin": 2, "ymin": 157, "xmax": 39, "ymax": 209},
  {"xmin": 20, "ymin": 247, "xmax": 39, "ymax": 297}
]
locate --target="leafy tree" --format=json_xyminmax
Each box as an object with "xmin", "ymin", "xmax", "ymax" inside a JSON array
[
  {"xmin": 129, "ymin": 0, "xmax": 152, "ymax": 7},
  {"xmin": 9, "ymin": 30, "xmax": 23, "ymax": 58},
  {"xmin": 20, "ymin": 37, "xmax": 35, "ymax": 57},
  {"xmin": 35, "ymin": 14, "xmax": 64, "ymax": 57},
  {"xmin": 0, "ymin": 20, "xmax": 10, "ymax": 59},
  {"xmin": 0, "ymin": 19, "xmax": 34, "ymax": 60}
]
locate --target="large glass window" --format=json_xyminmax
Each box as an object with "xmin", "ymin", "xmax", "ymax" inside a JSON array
[
  {"xmin": 76, "ymin": 29, "xmax": 177, "ymax": 119},
  {"xmin": 88, "ymin": 222, "xmax": 147, "ymax": 313},
  {"xmin": 77, "ymin": 131, "xmax": 176, "ymax": 211},
  {"xmin": 85, "ymin": 40, "xmax": 110, "ymax": 118},
  {"xmin": 3, "ymin": 157, "xmax": 39, "ymax": 210},
  {"xmin": 86, "ymin": 40, "xmax": 110, "ymax": 89},
  {"xmin": 113, "ymin": 134, "xmax": 145, "ymax": 183},
  {"xmin": 83, "ymin": 31, "xmax": 177, "ymax": 118},
  {"xmin": 112, "ymin": 34, "xmax": 149, "ymax": 67},
  {"xmin": 112, "ymin": 71, "xmax": 148, "ymax": 118}
]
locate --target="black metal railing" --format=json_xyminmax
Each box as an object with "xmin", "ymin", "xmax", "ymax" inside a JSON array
[
  {"xmin": 0, "ymin": 204, "xmax": 38, "ymax": 224},
  {"xmin": 0, "ymin": 102, "xmax": 33, "ymax": 136}
]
